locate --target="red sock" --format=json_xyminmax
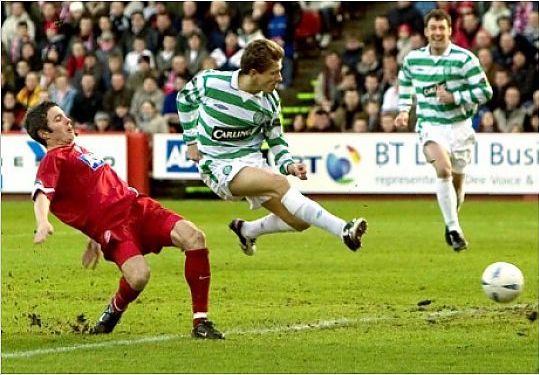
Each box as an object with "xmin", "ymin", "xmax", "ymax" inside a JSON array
[
  {"xmin": 111, "ymin": 277, "xmax": 141, "ymax": 313},
  {"xmin": 184, "ymin": 248, "xmax": 210, "ymax": 325}
]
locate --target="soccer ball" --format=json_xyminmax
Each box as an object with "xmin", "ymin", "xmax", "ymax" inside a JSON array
[{"xmin": 481, "ymin": 262, "xmax": 524, "ymax": 303}]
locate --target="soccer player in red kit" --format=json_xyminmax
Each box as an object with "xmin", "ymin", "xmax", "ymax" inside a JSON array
[{"xmin": 25, "ymin": 101, "xmax": 224, "ymax": 339}]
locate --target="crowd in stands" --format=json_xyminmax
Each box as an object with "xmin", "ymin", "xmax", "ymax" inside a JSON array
[{"xmin": 1, "ymin": 1, "xmax": 538, "ymax": 135}]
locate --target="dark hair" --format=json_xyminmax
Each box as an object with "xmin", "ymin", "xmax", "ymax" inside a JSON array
[
  {"xmin": 240, "ymin": 39, "xmax": 284, "ymax": 74},
  {"xmin": 424, "ymin": 9, "xmax": 452, "ymax": 28},
  {"xmin": 25, "ymin": 101, "xmax": 58, "ymax": 146}
]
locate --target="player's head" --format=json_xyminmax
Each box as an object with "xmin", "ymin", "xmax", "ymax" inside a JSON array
[
  {"xmin": 25, "ymin": 101, "xmax": 75, "ymax": 147},
  {"xmin": 424, "ymin": 9, "xmax": 452, "ymax": 51},
  {"xmin": 240, "ymin": 39, "xmax": 283, "ymax": 93}
]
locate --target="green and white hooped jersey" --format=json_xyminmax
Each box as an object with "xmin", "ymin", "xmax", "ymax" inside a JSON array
[
  {"xmin": 176, "ymin": 69, "xmax": 294, "ymax": 175},
  {"xmin": 398, "ymin": 43, "xmax": 493, "ymax": 130}
]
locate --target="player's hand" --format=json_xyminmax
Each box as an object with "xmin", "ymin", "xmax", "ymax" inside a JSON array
[
  {"xmin": 436, "ymin": 85, "xmax": 454, "ymax": 104},
  {"xmin": 34, "ymin": 222, "xmax": 54, "ymax": 244},
  {"xmin": 287, "ymin": 162, "xmax": 308, "ymax": 180},
  {"xmin": 187, "ymin": 143, "xmax": 201, "ymax": 163},
  {"xmin": 394, "ymin": 111, "xmax": 409, "ymax": 129},
  {"xmin": 82, "ymin": 240, "xmax": 101, "ymax": 270}
]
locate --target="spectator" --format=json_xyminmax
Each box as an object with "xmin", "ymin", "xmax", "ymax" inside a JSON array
[
  {"xmin": 314, "ymin": 51, "xmax": 342, "ymax": 112},
  {"xmin": 522, "ymin": 10, "xmax": 538, "ymax": 46},
  {"xmin": 478, "ymin": 110, "xmax": 497, "ymax": 132},
  {"xmin": 122, "ymin": 114, "xmax": 140, "ymax": 133},
  {"xmin": 489, "ymin": 68, "xmax": 512, "ymax": 110},
  {"xmin": 208, "ymin": 8, "xmax": 234, "ymax": 52},
  {"xmin": 493, "ymin": 31, "xmax": 519, "ymax": 68},
  {"xmin": 110, "ymin": 102, "xmax": 131, "ymax": 131},
  {"xmin": 103, "ymin": 73, "xmax": 133, "ymax": 114},
  {"xmin": 364, "ymin": 99, "xmax": 381, "ymax": 131},
  {"xmin": 364, "ymin": 15, "xmax": 391, "ymax": 57},
  {"xmin": 130, "ymin": 76, "xmax": 164, "ymax": 119},
  {"xmin": 49, "ymin": 70, "xmax": 77, "ymax": 115},
  {"xmin": 8, "ymin": 21, "xmax": 32, "ymax": 63},
  {"xmin": 71, "ymin": 15, "xmax": 97, "ymax": 54},
  {"xmin": 352, "ymin": 113, "xmax": 369, "ymax": 133},
  {"xmin": 381, "ymin": 33, "xmax": 399, "ymax": 58},
  {"xmin": 16, "ymin": 71, "xmax": 41, "ymax": 108},
  {"xmin": 409, "ymin": 31, "xmax": 426, "ymax": 50},
  {"xmin": 380, "ymin": 54, "xmax": 398, "ymax": 94},
  {"xmin": 474, "ymin": 29, "xmax": 493, "ymax": 52},
  {"xmin": 237, "ymin": 15, "xmax": 265, "ymax": 48},
  {"xmin": 387, "ymin": 1, "xmax": 424, "ymax": 34},
  {"xmin": 341, "ymin": 33, "xmax": 363, "ymax": 71},
  {"xmin": 356, "ymin": 46, "xmax": 380, "ymax": 88},
  {"xmin": 120, "ymin": 10, "xmax": 159, "ymax": 55},
  {"xmin": 176, "ymin": 17, "xmax": 204, "ymax": 54},
  {"xmin": 14, "ymin": 59, "xmax": 31, "ymax": 91},
  {"xmin": 137, "ymin": 100, "xmax": 169, "ymax": 134},
  {"xmin": 72, "ymin": 52, "xmax": 103, "ymax": 91},
  {"xmin": 95, "ymin": 30, "xmax": 122, "ymax": 67},
  {"xmin": 162, "ymin": 76, "xmax": 187, "ymax": 132},
  {"xmin": 155, "ymin": 12, "xmax": 178, "ymax": 52},
  {"xmin": 2, "ymin": 110, "xmax": 22, "ymax": 132},
  {"xmin": 381, "ymin": 81, "xmax": 399, "ymax": 114},
  {"xmin": 109, "ymin": 1, "xmax": 130, "ymax": 36},
  {"xmin": 495, "ymin": 15, "xmax": 536, "ymax": 61},
  {"xmin": 511, "ymin": 50, "xmax": 536, "ymax": 103},
  {"xmin": 307, "ymin": 108, "xmax": 340, "ymax": 132},
  {"xmin": 379, "ymin": 111, "xmax": 397, "ymax": 132},
  {"xmin": 477, "ymin": 47, "xmax": 501, "ymax": 86},
  {"xmin": 332, "ymin": 89, "xmax": 363, "ymax": 131},
  {"xmin": 39, "ymin": 60, "xmax": 57, "ymax": 90},
  {"xmin": 156, "ymin": 33, "xmax": 178, "ymax": 76},
  {"xmin": 71, "ymin": 73, "xmax": 103, "ymax": 131},
  {"xmin": 65, "ymin": 41, "xmax": 86, "ymax": 78},
  {"xmin": 184, "ymin": 31, "xmax": 209, "ymax": 76},
  {"xmin": 2, "ymin": 90, "xmax": 26, "ymax": 127},
  {"xmin": 266, "ymin": 2, "xmax": 294, "ymax": 88},
  {"xmin": 20, "ymin": 41, "xmax": 41, "ymax": 71},
  {"xmin": 334, "ymin": 70, "xmax": 358, "ymax": 108},
  {"xmin": 124, "ymin": 37, "xmax": 156, "ymax": 75},
  {"xmin": 396, "ymin": 24, "xmax": 413, "ymax": 64},
  {"xmin": 454, "ymin": 12, "xmax": 486, "ymax": 50},
  {"xmin": 482, "ymin": 2, "xmax": 511, "ymax": 38},
  {"xmin": 513, "ymin": 1, "xmax": 535, "ymax": 34},
  {"xmin": 494, "ymin": 86, "xmax": 527, "ymax": 132},
  {"xmin": 94, "ymin": 111, "xmax": 112, "ymax": 132},
  {"xmin": 159, "ymin": 54, "xmax": 189, "ymax": 95},
  {"xmin": 40, "ymin": 22, "xmax": 67, "ymax": 63},
  {"xmin": 210, "ymin": 31, "xmax": 244, "ymax": 71},
  {"xmin": 292, "ymin": 114, "xmax": 307, "ymax": 132},
  {"xmin": 360, "ymin": 73, "xmax": 382, "ymax": 109},
  {"xmin": 97, "ymin": 15, "xmax": 114, "ymax": 38},
  {"xmin": 1, "ymin": 2, "xmax": 36, "ymax": 48},
  {"xmin": 127, "ymin": 55, "xmax": 156, "ymax": 92}
]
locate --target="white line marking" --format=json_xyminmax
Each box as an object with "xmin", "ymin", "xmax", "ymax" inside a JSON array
[
  {"xmin": 2, "ymin": 317, "xmax": 389, "ymax": 359},
  {"xmin": 3, "ymin": 304, "xmax": 535, "ymax": 360}
]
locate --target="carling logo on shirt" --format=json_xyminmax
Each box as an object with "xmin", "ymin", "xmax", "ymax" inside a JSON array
[
  {"xmin": 211, "ymin": 126, "xmax": 257, "ymax": 141},
  {"xmin": 79, "ymin": 152, "xmax": 105, "ymax": 170}
]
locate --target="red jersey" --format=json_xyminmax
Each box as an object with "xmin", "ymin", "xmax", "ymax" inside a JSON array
[{"xmin": 33, "ymin": 143, "xmax": 137, "ymax": 242}]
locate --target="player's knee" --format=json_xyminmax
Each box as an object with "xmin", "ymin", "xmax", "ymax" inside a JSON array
[
  {"xmin": 172, "ymin": 221, "xmax": 207, "ymax": 251},
  {"xmin": 127, "ymin": 267, "xmax": 151, "ymax": 290},
  {"xmin": 271, "ymin": 175, "xmax": 290, "ymax": 197},
  {"xmin": 437, "ymin": 166, "xmax": 452, "ymax": 179}
]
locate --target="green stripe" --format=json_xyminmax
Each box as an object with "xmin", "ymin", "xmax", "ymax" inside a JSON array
[
  {"xmin": 267, "ymin": 137, "xmax": 288, "ymax": 147},
  {"xmin": 204, "ymin": 106, "xmax": 253, "ymax": 128},
  {"xmin": 205, "ymin": 87, "xmax": 272, "ymax": 116},
  {"xmin": 274, "ymin": 149, "xmax": 288, "ymax": 163},
  {"xmin": 182, "ymin": 119, "xmax": 197, "ymax": 130},
  {"xmin": 204, "ymin": 74, "xmax": 232, "ymax": 83},
  {"xmin": 412, "ymin": 73, "xmax": 461, "ymax": 82},
  {"xmin": 199, "ymin": 161, "xmax": 218, "ymax": 183},
  {"xmin": 406, "ymin": 58, "xmax": 465, "ymax": 69},
  {"xmin": 399, "ymin": 94, "xmax": 412, "ymax": 99},
  {"xmin": 465, "ymin": 66, "xmax": 482, "ymax": 78}
]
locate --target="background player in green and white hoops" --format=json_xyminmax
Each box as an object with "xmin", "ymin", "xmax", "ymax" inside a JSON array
[
  {"xmin": 177, "ymin": 39, "xmax": 367, "ymax": 255},
  {"xmin": 395, "ymin": 9, "xmax": 493, "ymax": 251}
]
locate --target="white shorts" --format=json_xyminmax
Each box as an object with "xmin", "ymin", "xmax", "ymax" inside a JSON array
[
  {"xmin": 198, "ymin": 153, "xmax": 272, "ymax": 210},
  {"xmin": 418, "ymin": 120, "xmax": 476, "ymax": 174}
]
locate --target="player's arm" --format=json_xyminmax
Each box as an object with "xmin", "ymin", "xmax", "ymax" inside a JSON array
[
  {"xmin": 82, "ymin": 239, "xmax": 101, "ymax": 269},
  {"xmin": 395, "ymin": 58, "xmax": 414, "ymax": 129},
  {"xmin": 177, "ymin": 71, "xmax": 207, "ymax": 162},
  {"xmin": 33, "ymin": 192, "xmax": 54, "ymax": 244},
  {"xmin": 451, "ymin": 54, "xmax": 493, "ymax": 106}
]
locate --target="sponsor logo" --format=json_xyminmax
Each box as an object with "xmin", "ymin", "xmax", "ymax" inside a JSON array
[
  {"xmin": 78, "ymin": 152, "xmax": 105, "ymax": 170},
  {"xmin": 422, "ymin": 82, "xmax": 446, "ymax": 97},
  {"xmin": 212, "ymin": 126, "xmax": 257, "ymax": 141},
  {"xmin": 166, "ymin": 140, "xmax": 198, "ymax": 173},
  {"xmin": 326, "ymin": 145, "xmax": 361, "ymax": 185},
  {"xmin": 214, "ymin": 103, "xmax": 229, "ymax": 111}
]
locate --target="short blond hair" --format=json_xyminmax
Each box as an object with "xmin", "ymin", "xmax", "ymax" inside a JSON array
[{"xmin": 240, "ymin": 39, "xmax": 284, "ymax": 74}]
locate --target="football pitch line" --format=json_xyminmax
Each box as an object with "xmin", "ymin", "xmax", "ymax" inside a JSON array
[{"xmin": 1, "ymin": 307, "xmax": 502, "ymax": 360}]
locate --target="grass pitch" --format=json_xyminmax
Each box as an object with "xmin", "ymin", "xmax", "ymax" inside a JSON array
[{"xmin": 1, "ymin": 198, "xmax": 537, "ymax": 373}]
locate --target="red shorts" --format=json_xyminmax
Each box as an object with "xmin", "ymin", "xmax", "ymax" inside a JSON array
[{"xmin": 100, "ymin": 196, "xmax": 182, "ymax": 267}]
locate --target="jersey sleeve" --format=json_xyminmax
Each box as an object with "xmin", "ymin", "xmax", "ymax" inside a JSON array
[
  {"xmin": 32, "ymin": 152, "xmax": 65, "ymax": 201},
  {"xmin": 452, "ymin": 53, "xmax": 493, "ymax": 107},
  {"xmin": 398, "ymin": 56, "xmax": 414, "ymax": 113},
  {"xmin": 265, "ymin": 92, "xmax": 294, "ymax": 175},
  {"xmin": 176, "ymin": 70, "xmax": 208, "ymax": 144}
]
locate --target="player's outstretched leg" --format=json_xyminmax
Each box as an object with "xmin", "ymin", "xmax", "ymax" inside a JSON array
[
  {"xmin": 229, "ymin": 219, "xmax": 257, "ymax": 256},
  {"xmin": 192, "ymin": 319, "xmax": 225, "ymax": 339},
  {"xmin": 90, "ymin": 303, "xmax": 123, "ymax": 334},
  {"xmin": 341, "ymin": 218, "xmax": 368, "ymax": 251},
  {"xmin": 447, "ymin": 230, "xmax": 468, "ymax": 252}
]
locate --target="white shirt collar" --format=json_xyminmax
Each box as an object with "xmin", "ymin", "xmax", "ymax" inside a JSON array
[{"xmin": 427, "ymin": 42, "xmax": 452, "ymax": 57}]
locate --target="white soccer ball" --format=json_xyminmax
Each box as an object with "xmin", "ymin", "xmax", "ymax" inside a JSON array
[{"xmin": 481, "ymin": 262, "xmax": 524, "ymax": 303}]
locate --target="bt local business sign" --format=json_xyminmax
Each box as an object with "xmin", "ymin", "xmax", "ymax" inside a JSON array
[{"xmin": 281, "ymin": 133, "xmax": 539, "ymax": 194}]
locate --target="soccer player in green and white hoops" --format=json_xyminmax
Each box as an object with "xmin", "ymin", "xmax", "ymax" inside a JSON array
[
  {"xmin": 177, "ymin": 39, "xmax": 367, "ymax": 255},
  {"xmin": 395, "ymin": 9, "xmax": 493, "ymax": 251}
]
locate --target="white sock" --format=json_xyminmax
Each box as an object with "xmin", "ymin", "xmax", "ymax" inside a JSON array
[
  {"xmin": 281, "ymin": 188, "xmax": 346, "ymax": 238},
  {"xmin": 436, "ymin": 177, "xmax": 461, "ymax": 232},
  {"xmin": 242, "ymin": 214, "xmax": 295, "ymax": 238}
]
